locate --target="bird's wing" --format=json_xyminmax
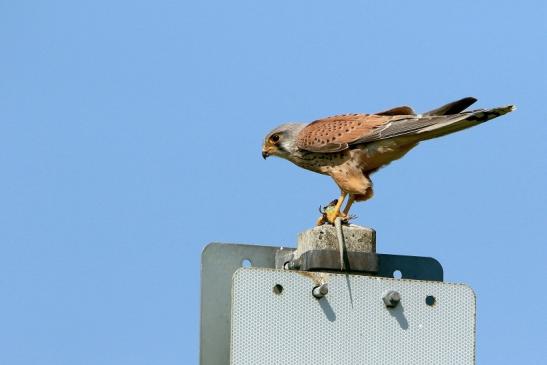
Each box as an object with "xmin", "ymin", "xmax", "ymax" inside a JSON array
[
  {"xmin": 296, "ymin": 105, "xmax": 514, "ymax": 153},
  {"xmin": 355, "ymin": 106, "xmax": 514, "ymax": 143},
  {"xmin": 295, "ymin": 113, "xmax": 403, "ymax": 153}
]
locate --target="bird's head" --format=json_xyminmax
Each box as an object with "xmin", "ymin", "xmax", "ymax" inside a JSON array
[{"xmin": 262, "ymin": 123, "xmax": 305, "ymax": 160}]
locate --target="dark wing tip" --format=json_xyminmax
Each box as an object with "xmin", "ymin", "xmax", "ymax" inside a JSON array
[{"xmin": 423, "ymin": 97, "xmax": 478, "ymax": 116}]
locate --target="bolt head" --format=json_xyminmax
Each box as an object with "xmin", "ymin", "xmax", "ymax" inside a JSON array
[
  {"xmin": 318, "ymin": 284, "xmax": 328, "ymax": 295},
  {"xmin": 312, "ymin": 284, "xmax": 328, "ymax": 298},
  {"xmin": 383, "ymin": 290, "xmax": 401, "ymax": 308}
]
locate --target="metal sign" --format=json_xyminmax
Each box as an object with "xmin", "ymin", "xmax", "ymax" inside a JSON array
[
  {"xmin": 200, "ymin": 243, "xmax": 471, "ymax": 365},
  {"xmin": 231, "ymin": 268, "xmax": 475, "ymax": 365}
]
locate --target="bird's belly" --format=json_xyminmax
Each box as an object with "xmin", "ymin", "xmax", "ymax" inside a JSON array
[{"xmin": 356, "ymin": 140, "xmax": 417, "ymax": 171}]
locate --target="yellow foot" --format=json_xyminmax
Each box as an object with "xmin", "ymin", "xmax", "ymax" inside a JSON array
[
  {"xmin": 326, "ymin": 209, "xmax": 348, "ymax": 224},
  {"xmin": 316, "ymin": 200, "xmax": 349, "ymax": 225}
]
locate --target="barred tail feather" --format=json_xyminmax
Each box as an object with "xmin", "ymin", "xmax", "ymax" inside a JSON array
[{"xmin": 416, "ymin": 105, "xmax": 516, "ymax": 141}]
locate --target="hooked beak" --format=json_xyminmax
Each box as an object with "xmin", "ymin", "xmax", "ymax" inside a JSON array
[{"xmin": 262, "ymin": 150, "xmax": 269, "ymax": 159}]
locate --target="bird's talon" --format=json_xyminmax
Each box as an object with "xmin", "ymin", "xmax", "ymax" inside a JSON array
[
  {"xmin": 316, "ymin": 210, "xmax": 351, "ymax": 226},
  {"xmin": 316, "ymin": 197, "xmax": 352, "ymax": 225},
  {"xmin": 326, "ymin": 211, "xmax": 348, "ymax": 224}
]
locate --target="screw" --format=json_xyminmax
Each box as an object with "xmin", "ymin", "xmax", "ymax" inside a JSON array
[
  {"xmin": 383, "ymin": 290, "xmax": 401, "ymax": 308},
  {"xmin": 312, "ymin": 283, "xmax": 328, "ymax": 299}
]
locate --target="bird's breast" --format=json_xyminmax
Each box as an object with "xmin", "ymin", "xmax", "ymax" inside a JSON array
[{"xmin": 289, "ymin": 150, "xmax": 350, "ymax": 175}]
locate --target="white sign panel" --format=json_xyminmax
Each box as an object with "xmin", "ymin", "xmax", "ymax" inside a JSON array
[{"xmin": 231, "ymin": 268, "xmax": 475, "ymax": 365}]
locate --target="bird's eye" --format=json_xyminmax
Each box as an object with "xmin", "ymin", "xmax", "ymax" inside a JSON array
[{"xmin": 270, "ymin": 134, "xmax": 280, "ymax": 143}]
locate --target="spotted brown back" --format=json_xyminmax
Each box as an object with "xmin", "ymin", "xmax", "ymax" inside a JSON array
[{"xmin": 295, "ymin": 114, "xmax": 398, "ymax": 153}]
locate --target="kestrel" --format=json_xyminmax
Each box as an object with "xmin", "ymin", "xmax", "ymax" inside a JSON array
[{"xmin": 262, "ymin": 97, "xmax": 515, "ymax": 225}]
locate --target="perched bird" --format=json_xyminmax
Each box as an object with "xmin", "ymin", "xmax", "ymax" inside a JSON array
[{"xmin": 262, "ymin": 97, "xmax": 515, "ymax": 225}]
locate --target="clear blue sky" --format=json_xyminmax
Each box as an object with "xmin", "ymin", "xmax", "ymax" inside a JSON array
[{"xmin": 1, "ymin": 1, "xmax": 545, "ymax": 363}]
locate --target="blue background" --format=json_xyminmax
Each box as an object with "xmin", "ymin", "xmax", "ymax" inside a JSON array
[{"xmin": 1, "ymin": 0, "xmax": 545, "ymax": 363}]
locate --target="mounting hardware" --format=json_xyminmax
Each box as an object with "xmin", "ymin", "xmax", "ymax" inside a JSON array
[
  {"xmin": 312, "ymin": 283, "xmax": 328, "ymax": 299},
  {"xmin": 383, "ymin": 290, "xmax": 401, "ymax": 308}
]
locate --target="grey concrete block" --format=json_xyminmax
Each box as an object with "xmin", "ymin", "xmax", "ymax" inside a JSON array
[{"xmin": 295, "ymin": 224, "xmax": 376, "ymax": 259}]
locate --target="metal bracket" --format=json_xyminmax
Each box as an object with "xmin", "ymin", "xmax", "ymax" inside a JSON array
[
  {"xmin": 275, "ymin": 246, "xmax": 442, "ymax": 280},
  {"xmin": 285, "ymin": 249, "xmax": 379, "ymax": 273}
]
